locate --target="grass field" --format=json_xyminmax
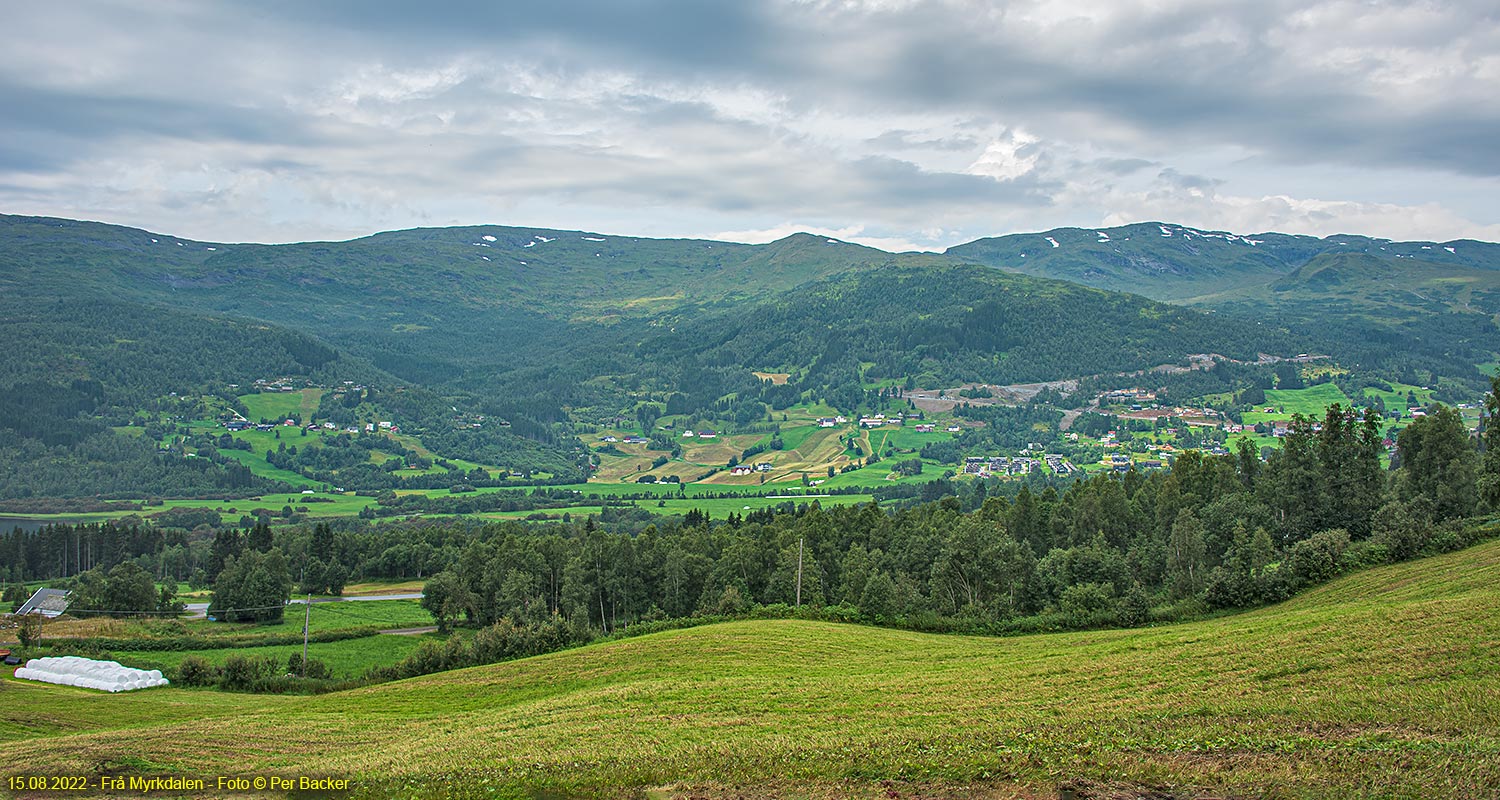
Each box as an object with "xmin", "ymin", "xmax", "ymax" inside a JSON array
[
  {"xmin": 196, "ymin": 600, "xmax": 434, "ymax": 636},
  {"xmin": 10, "ymin": 537, "xmax": 1497, "ymax": 797},
  {"xmin": 0, "ymin": 492, "xmax": 376, "ymax": 524},
  {"xmin": 1359, "ymin": 381, "xmax": 1435, "ymax": 411},
  {"xmin": 30, "ymin": 600, "xmax": 433, "ymax": 642},
  {"xmin": 239, "ymin": 389, "xmax": 323, "ymax": 423},
  {"xmin": 1263, "ymin": 382, "xmax": 1351, "ymax": 412},
  {"xmin": 115, "ymin": 633, "xmax": 440, "ymax": 680}
]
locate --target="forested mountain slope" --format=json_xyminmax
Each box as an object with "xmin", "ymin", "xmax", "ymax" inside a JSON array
[
  {"xmin": 947, "ymin": 222, "xmax": 1500, "ymax": 387},
  {"xmin": 4, "ymin": 212, "xmax": 1488, "ymax": 500}
]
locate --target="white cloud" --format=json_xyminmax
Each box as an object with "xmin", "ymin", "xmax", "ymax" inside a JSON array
[{"xmin": 965, "ymin": 129, "xmax": 1042, "ymax": 182}]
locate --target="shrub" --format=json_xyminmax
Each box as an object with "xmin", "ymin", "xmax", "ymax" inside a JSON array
[
  {"xmin": 220, "ymin": 654, "xmax": 278, "ymax": 691},
  {"xmin": 17, "ymin": 615, "xmax": 41, "ymax": 648},
  {"xmin": 1341, "ymin": 540, "xmax": 1391, "ymax": 571},
  {"xmin": 175, "ymin": 655, "xmax": 219, "ymax": 687},
  {"xmin": 1059, "ymin": 582, "xmax": 1117, "ymax": 628},
  {"xmin": 1116, "ymin": 583, "xmax": 1153, "ymax": 627},
  {"xmin": 1287, "ymin": 528, "xmax": 1350, "ymax": 587},
  {"xmin": 286, "ymin": 653, "xmax": 330, "ymax": 680},
  {"xmin": 1370, "ymin": 502, "xmax": 1427, "ymax": 562}
]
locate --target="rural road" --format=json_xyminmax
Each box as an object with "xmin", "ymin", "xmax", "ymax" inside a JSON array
[{"xmin": 183, "ymin": 592, "xmax": 424, "ymax": 619}]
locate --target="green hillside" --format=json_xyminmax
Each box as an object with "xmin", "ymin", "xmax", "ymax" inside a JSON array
[
  {"xmin": 6, "ymin": 538, "xmax": 1499, "ymax": 798},
  {"xmin": 2, "ymin": 212, "xmax": 1494, "ymax": 504},
  {"xmin": 0, "ymin": 214, "xmax": 1324, "ymax": 502},
  {"xmin": 948, "ymin": 223, "xmax": 1500, "ymax": 387},
  {"xmin": 0, "ymin": 215, "xmax": 939, "ymax": 327}
]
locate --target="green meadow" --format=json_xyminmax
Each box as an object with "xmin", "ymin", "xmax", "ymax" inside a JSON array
[
  {"xmin": 115, "ymin": 633, "xmax": 439, "ymax": 681},
  {"xmin": 6, "ymin": 538, "xmax": 1497, "ymax": 798}
]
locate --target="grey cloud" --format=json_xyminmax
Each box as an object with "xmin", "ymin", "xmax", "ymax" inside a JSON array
[
  {"xmin": 0, "ymin": 81, "xmax": 327, "ymax": 157},
  {"xmin": 1, "ymin": 0, "xmax": 1497, "ymax": 246},
  {"xmin": 1158, "ymin": 169, "xmax": 1223, "ymax": 191},
  {"xmin": 865, "ymin": 130, "xmax": 980, "ymax": 151},
  {"xmin": 1095, "ymin": 158, "xmax": 1156, "ymax": 176},
  {"xmin": 256, "ymin": 0, "xmax": 790, "ymax": 79}
]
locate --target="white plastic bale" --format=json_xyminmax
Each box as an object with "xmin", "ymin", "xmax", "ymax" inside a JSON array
[{"xmin": 13, "ymin": 655, "xmax": 171, "ymax": 692}]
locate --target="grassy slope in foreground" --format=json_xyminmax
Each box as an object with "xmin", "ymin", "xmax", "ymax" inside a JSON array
[{"xmin": 5, "ymin": 541, "xmax": 1500, "ymax": 799}]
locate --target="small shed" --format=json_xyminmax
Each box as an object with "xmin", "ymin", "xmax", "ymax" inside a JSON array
[{"xmin": 14, "ymin": 588, "xmax": 72, "ymax": 618}]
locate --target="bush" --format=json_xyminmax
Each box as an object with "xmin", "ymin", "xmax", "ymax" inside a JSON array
[
  {"xmin": 17, "ymin": 615, "xmax": 41, "ymax": 648},
  {"xmin": 1370, "ymin": 502, "xmax": 1427, "ymax": 562},
  {"xmin": 1341, "ymin": 540, "xmax": 1391, "ymax": 571},
  {"xmin": 219, "ymin": 654, "xmax": 279, "ymax": 691},
  {"xmin": 175, "ymin": 655, "xmax": 219, "ymax": 687},
  {"xmin": 1116, "ymin": 583, "xmax": 1153, "ymax": 627},
  {"xmin": 1287, "ymin": 528, "xmax": 1350, "ymax": 587},
  {"xmin": 1422, "ymin": 519, "xmax": 1467, "ymax": 556},
  {"xmin": 1059, "ymin": 582, "xmax": 1117, "ymax": 628},
  {"xmin": 286, "ymin": 653, "xmax": 330, "ymax": 680}
]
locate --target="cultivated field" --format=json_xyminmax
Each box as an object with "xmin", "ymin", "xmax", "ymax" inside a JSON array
[{"xmin": 5, "ymin": 540, "xmax": 1498, "ymax": 798}]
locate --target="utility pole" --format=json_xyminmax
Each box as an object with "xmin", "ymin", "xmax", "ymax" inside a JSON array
[
  {"xmin": 301, "ymin": 594, "xmax": 311, "ymax": 678},
  {"xmin": 795, "ymin": 537, "xmax": 804, "ymax": 607}
]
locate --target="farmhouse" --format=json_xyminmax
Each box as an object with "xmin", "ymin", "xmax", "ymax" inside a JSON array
[
  {"xmin": 817, "ymin": 418, "xmax": 837, "ymax": 427},
  {"xmin": 698, "ymin": 430, "xmax": 718, "ymax": 439},
  {"xmin": 730, "ymin": 465, "xmax": 753, "ymax": 475},
  {"xmin": 914, "ymin": 424, "xmax": 935, "ymax": 433},
  {"xmin": 754, "ymin": 462, "xmax": 773, "ymax": 472}
]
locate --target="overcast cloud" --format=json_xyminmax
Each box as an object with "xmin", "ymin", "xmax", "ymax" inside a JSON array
[{"xmin": 3, "ymin": 0, "xmax": 1498, "ymax": 250}]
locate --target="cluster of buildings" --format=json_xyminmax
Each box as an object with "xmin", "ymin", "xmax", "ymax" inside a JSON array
[
  {"xmin": 221, "ymin": 418, "xmax": 399, "ymax": 435},
  {"xmin": 224, "ymin": 420, "xmax": 288, "ymax": 432},
  {"xmin": 728, "ymin": 463, "xmax": 776, "ymax": 476},
  {"xmin": 600, "ymin": 435, "xmax": 649, "ymax": 444},
  {"xmin": 962, "ymin": 455, "xmax": 1075, "ymax": 478},
  {"xmin": 1106, "ymin": 454, "xmax": 1165, "ymax": 473},
  {"xmin": 1101, "ymin": 388, "xmax": 1158, "ymax": 405}
]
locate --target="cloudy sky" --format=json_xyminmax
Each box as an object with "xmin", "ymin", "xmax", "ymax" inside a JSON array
[{"xmin": 3, "ymin": 0, "xmax": 1498, "ymax": 250}]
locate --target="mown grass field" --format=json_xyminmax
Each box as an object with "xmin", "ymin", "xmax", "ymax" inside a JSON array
[
  {"xmin": 6, "ymin": 540, "xmax": 1498, "ymax": 798},
  {"xmin": 1243, "ymin": 383, "xmax": 1352, "ymax": 424},
  {"xmin": 238, "ymin": 389, "xmax": 323, "ymax": 423}
]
